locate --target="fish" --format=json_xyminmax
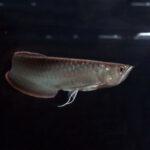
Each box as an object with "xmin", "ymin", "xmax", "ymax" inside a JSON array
[{"xmin": 5, "ymin": 51, "xmax": 134, "ymax": 107}]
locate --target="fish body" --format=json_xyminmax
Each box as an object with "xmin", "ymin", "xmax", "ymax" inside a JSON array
[{"xmin": 5, "ymin": 51, "xmax": 133, "ymax": 106}]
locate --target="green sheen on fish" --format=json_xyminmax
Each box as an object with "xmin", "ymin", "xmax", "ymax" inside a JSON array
[{"xmin": 5, "ymin": 51, "xmax": 134, "ymax": 107}]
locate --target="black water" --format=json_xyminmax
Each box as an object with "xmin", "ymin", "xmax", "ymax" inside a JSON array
[{"xmin": 1, "ymin": 0, "xmax": 149, "ymax": 150}]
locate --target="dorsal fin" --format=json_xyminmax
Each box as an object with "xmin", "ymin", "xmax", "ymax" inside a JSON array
[{"xmin": 14, "ymin": 51, "xmax": 46, "ymax": 57}]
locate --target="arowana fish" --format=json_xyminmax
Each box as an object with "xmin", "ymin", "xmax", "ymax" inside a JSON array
[{"xmin": 5, "ymin": 51, "xmax": 134, "ymax": 107}]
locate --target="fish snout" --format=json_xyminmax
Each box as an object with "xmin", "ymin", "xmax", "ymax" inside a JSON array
[
  {"xmin": 126, "ymin": 65, "xmax": 134, "ymax": 76},
  {"xmin": 118, "ymin": 65, "xmax": 134, "ymax": 84}
]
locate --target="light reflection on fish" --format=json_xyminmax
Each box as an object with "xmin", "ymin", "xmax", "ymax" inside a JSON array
[{"xmin": 5, "ymin": 51, "xmax": 134, "ymax": 107}]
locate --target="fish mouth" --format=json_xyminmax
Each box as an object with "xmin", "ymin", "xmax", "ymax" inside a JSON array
[{"xmin": 119, "ymin": 65, "xmax": 134, "ymax": 84}]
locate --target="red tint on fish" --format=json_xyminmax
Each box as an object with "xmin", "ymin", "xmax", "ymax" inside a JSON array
[{"xmin": 5, "ymin": 51, "xmax": 134, "ymax": 107}]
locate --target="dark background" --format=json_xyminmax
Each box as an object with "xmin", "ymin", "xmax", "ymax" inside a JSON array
[{"xmin": 1, "ymin": 0, "xmax": 149, "ymax": 149}]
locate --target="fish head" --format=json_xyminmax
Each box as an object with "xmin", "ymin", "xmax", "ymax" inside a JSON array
[{"xmin": 102, "ymin": 63, "xmax": 134, "ymax": 87}]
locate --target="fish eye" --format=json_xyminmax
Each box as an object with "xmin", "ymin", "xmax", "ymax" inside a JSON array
[{"xmin": 119, "ymin": 66, "xmax": 125, "ymax": 73}]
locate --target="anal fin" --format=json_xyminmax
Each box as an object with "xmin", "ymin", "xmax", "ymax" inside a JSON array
[{"xmin": 5, "ymin": 71, "xmax": 58, "ymax": 99}]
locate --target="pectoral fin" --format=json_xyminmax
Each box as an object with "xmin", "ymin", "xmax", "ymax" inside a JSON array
[{"xmin": 58, "ymin": 89, "xmax": 78, "ymax": 107}]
